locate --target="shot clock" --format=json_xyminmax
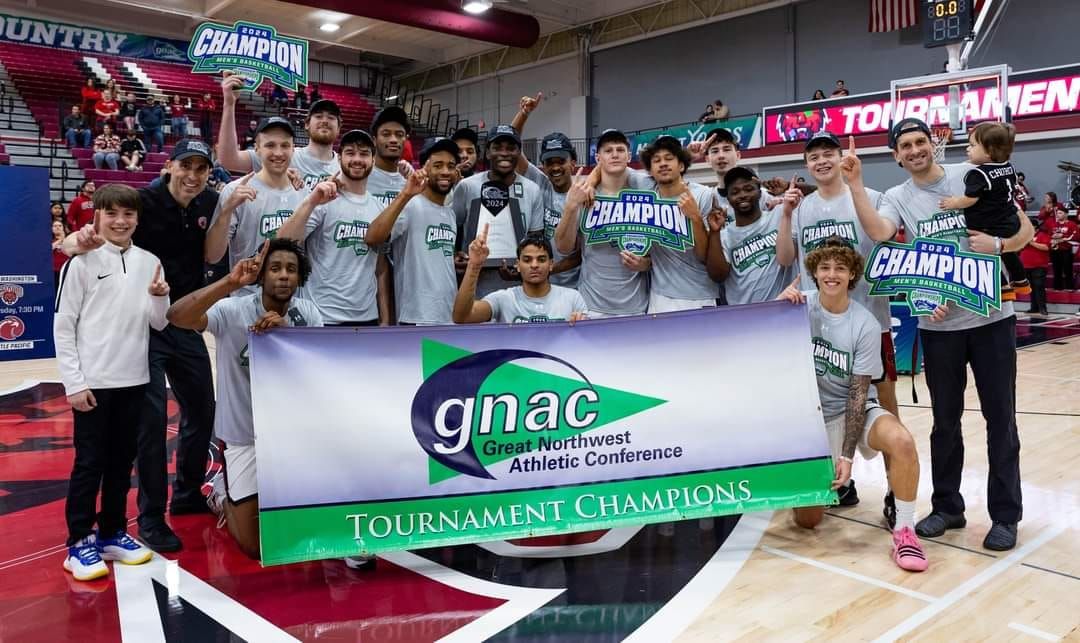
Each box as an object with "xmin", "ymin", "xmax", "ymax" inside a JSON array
[{"xmin": 922, "ymin": 0, "xmax": 975, "ymax": 48}]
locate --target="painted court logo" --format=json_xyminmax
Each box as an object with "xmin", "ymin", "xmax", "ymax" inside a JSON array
[
  {"xmin": 188, "ymin": 21, "xmax": 308, "ymax": 90},
  {"xmin": 425, "ymin": 224, "xmax": 456, "ymax": 257},
  {"xmin": 333, "ymin": 220, "xmax": 370, "ymax": 256},
  {"xmin": 411, "ymin": 341, "xmax": 666, "ymax": 483},
  {"xmin": 259, "ymin": 210, "xmax": 292, "ymax": 239},
  {"xmin": 580, "ymin": 190, "xmax": 694, "ymax": 256},
  {"xmin": 812, "ymin": 337, "xmax": 850, "ymax": 378},
  {"xmin": 865, "ymin": 238, "xmax": 1001, "ymax": 316}
]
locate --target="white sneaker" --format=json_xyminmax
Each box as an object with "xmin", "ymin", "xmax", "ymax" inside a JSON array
[
  {"xmin": 207, "ymin": 475, "xmax": 228, "ymax": 529},
  {"xmin": 344, "ymin": 555, "xmax": 376, "ymax": 570},
  {"xmin": 63, "ymin": 534, "xmax": 109, "ymax": 581},
  {"xmin": 98, "ymin": 530, "xmax": 152, "ymax": 565}
]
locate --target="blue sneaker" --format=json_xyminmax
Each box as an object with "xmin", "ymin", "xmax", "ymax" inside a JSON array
[
  {"xmin": 63, "ymin": 534, "xmax": 109, "ymax": 581},
  {"xmin": 98, "ymin": 530, "xmax": 152, "ymax": 565}
]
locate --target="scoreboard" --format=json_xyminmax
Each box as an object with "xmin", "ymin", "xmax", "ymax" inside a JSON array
[{"xmin": 922, "ymin": 0, "xmax": 975, "ymax": 48}]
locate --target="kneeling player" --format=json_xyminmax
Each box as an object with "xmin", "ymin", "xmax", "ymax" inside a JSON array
[
  {"xmin": 166, "ymin": 239, "xmax": 323, "ymax": 559},
  {"xmin": 778, "ymin": 239, "xmax": 928, "ymax": 572}
]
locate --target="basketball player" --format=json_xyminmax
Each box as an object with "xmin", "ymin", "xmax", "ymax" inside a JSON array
[
  {"xmin": 368, "ymin": 106, "xmax": 411, "ymax": 208},
  {"xmin": 706, "ymin": 167, "xmax": 793, "ymax": 304},
  {"xmin": 452, "ymin": 124, "xmax": 545, "ymax": 297},
  {"xmin": 555, "ymin": 129, "xmax": 651, "ymax": 317},
  {"xmin": 451, "ymin": 127, "xmax": 480, "ymax": 178},
  {"xmin": 454, "ymin": 227, "xmax": 587, "ymax": 324},
  {"xmin": 217, "ymin": 72, "xmax": 340, "ymax": 189},
  {"xmin": 366, "ymin": 138, "xmax": 461, "ymax": 325},
  {"xmin": 206, "ymin": 117, "xmax": 305, "ymax": 297},
  {"xmin": 638, "ymin": 136, "xmax": 716, "ymax": 312},
  {"xmin": 843, "ymin": 119, "xmax": 1033, "ymax": 551},
  {"xmin": 778, "ymin": 238, "xmax": 928, "ymax": 572},
  {"xmin": 687, "ymin": 128, "xmax": 785, "ymax": 219},
  {"xmin": 277, "ymin": 129, "xmax": 392, "ymax": 326},
  {"xmin": 167, "ymin": 239, "xmax": 322, "ymax": 560}
]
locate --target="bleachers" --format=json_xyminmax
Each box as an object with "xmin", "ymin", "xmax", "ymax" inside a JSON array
[
  {"xmin": 0, "ymin": 142, "xmax": 8, "ymax": 165},
  {"xmin": 69, "ymin": 146, "xmax": 170, "ymax": 187}
]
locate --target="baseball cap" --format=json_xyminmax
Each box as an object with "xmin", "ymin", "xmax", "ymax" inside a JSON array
[
  {"xmin": 487, "ymin": 124, "xmax": 521, "ymax": 147},
  {"xmin": 804, "ymin": 131, "xmax": 841, "ymax": 152},
  {"xmin": 339, "ymin": 129, "xmax": 375, "ymax": 150},
  {"xmin": 307, "ymin": 98, "xmax": 340, "ymax": 119},
  {"xmin": 451, "ymin": 127, "xmax": 479, "ymax": 145},
  {"xmin": 419, "ymin": 137, "xmax": 461, "ymax": 165},
  {"xmin": 371, "ymin": 105, "xmax": 411, "ymax": 134},
  {"xmin": 596, "ymin": 128, "xmax": 629, "ymax": 148},
  {"xmin": 255, "ymin": 116, "xmax": 295, "ymax": 137},
  {"xmin": 170, "ymin": 138, "xmax": 213, "ymax": 162},
  {"xmin": 720, "ymin": 166, "xmax": 758, "ymax": 196},
  {"xmin": 540, "ymin": 132, "xmax": 575, "ymax": 161},
  {"xmin": 705, "ymin": 127, "xmax": 738, "ymax": 147},
  {"xmin": 888, "ymin": 118, "xmax": 932, "ymax": 149}
]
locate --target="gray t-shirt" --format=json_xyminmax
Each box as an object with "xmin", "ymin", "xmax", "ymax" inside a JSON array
[
  {"xmin": 303, "ymin": 190, "xmax": 384, "ymax": 323},
  {"xmin": 807, "ymin": 292, "xmax": 881, "ymax": 421},
  {"xmin": 368, "ymin": 165, "xmax": 405, "ymax": 210},
  {"xmin": 721, "ymin": 207, "xmax": 792, "ymax": 305},
  {"xmin": 647, "ymin": 181, "xmax": 718, "ymax": 300},
  {"xmin": 212, "ymin": 175, "xmax": 307, "ymax": 296},
  {"xmin": 247, "ymin": 146, "xmax": 338, "ymax": 191},
  {"xmin": 793, "ymin": 187, "xmax": 891, "ymax": 331},
  {"xmin": 482, "ymin": 285, "xmax": 588, "ymax": 324},
  {"xmin": 391, "ymin": 194, "xmax": 458, "ymax": 324},
  {"xmin": 206, "ymin": 291, "xmax": 324, "ymax": 445},
  {"xmin": 878, "ymin": 163, "xmax": 1015, "ymax": 331},
  {"xmin": 524, "ymin": 162, "xmax": 578, "ymax": 287}
]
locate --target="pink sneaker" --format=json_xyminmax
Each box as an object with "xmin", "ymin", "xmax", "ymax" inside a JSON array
[{"xmin": 892, "ymin": 526, "xmax": 928, "ymax": 572}]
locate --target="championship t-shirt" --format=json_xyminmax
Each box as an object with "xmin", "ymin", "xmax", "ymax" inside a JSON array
[
  {"xmin": 247, "ymin": 146, "xmax": 338, "ymax": 191},
  {"xmin": 206, "ymin": 292, "xmax": 323, "ymax": 445},
  {"xmin": 721, "ymin": 207, "xmax": 792, "ymax": 304},
  {"xmin": 807, "ymin": 292, "xmax": 881, "ymax": 420},
  {"xmin": 368, "ymin": 165, "xmax": 406, "ymax": 210},
  {"xmin": 646, "ymin": 180, "xmax": 718, "ymax": 300},
  {"xmin": 482, "ymin": 285, "xmax": 588, "ymax": 324},
  {"xmin": 391, "ymin": 195, "xmax": 458, "ymax": 324},
  {"xmin": 303, "ymin": 191, "xmax": 384, "ymax": 323}
]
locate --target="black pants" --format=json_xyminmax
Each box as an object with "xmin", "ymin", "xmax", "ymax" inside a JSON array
[
  {"xmin": 1025, "ymin": 267, "xmax": 1048, "ymax": 313},
  {"xmin": 1051, "ymin": 247, "xmax": 1074, "ymax": 290},
  {"xmin": 66, "ymin": 385, "xmax": 146, "ymax": 546},
  {"xmin": 136, "ymin": 326, "xmax": 215, "ymax": 529},
  {"xmin": 1001, "ymin": 252, "xmax": 1026, "ymax": 285},
  {"xmin": 920, "ymin": 316, "xmax": 1022, "ymax": 524}
]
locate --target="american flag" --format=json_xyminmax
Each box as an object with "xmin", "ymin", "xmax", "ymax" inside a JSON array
[{"xmin": 868, "ymin": 0, "xmax": 918, "ymax": 32}]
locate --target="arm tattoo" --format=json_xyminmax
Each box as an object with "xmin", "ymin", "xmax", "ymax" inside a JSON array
[{"xmin": 843, "ymin": 375, "xmax": 872, "ymax": 459}]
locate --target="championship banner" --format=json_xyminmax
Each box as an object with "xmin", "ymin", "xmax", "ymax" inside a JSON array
[
  {"xmin": 188, "ymin": 21, "xmax": 308, "ymax": 90},
  {"xmin": 0, "ymin": 12, "xmax": 189, "ymax": 63},
  {"xmin": 890, "ymin": 302, "xmax": 922, "ymax": 375},
  {"xmin": 250, "ymin": 304, "xmax": 835, "ymax": 566},
  {"xmin": 0, "ymin": 166, "xmax": 54, "ymax": 361},
  {"xmin": 763, "ymin": 63, "xmax": 1080, "ymax": 144},
  {"xmin": 579, "ymin": 189, "xmax": 694, "ymax": 256},
  {"xmin": 865, "ymin": 238, "xmax": 1001, "ymax": 316}
]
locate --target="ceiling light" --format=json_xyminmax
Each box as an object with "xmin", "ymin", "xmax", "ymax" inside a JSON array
[
  {"xmin": 319, "ymin": 23, "xmax": 340, "ymax": 32},
  {"xmin": 463, "ymin": 0, "xmax": 493, "ymax": 14},
  {"xmin": 386, "ymin": 94, "xmax": 399, "ymax": 101}
]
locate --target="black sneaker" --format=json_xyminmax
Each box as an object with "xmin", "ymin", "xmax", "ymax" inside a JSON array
[
  {"xmin": 138, "ymin": 523, "xmax": 183, "ymax": 553},
  {"xmin": 836, "ymin": 479, "xmax": 859, "ymax": 506},
  {"xmin": 883, "ymin": 491, "xmax": 896, "ymax": 529},
  {"xmin": 170, "ymin": 499, "xmax": 213, "ymax": 516},
  {"xmin": 983, "ymin": 522, "xmax": 1017, "ymax": 551},
  {"xmin": 914, "ymin": 511, "xmax": 966, "ymax": 538}
]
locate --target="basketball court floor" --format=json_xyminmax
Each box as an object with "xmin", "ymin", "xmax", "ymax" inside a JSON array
[{"xmin": 1, "ymin": 314, "xmax": 1078, "ymax": 642}]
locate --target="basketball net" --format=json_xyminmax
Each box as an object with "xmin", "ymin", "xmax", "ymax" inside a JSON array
[{"xmin": 931, "ymin": 127, "xmax": 953, "ymax": 163}]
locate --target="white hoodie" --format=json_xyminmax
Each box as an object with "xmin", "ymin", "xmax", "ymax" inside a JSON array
[{"xmin": 53, "ymin": 242, "xmax": 169, "ymax": 395}]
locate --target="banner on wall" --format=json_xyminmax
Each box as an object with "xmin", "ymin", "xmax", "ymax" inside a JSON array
[
  {"xmin": 588, "ymin": 115, "xmax": 762, "ymax": 164},
  {"xmin": 0, "ymin": 13, "xmax": 189, "ymax": 63},
  {"xmin": 250, "ymin": 304, "xmax": 836, "ymax": 566},
  {"xmin": 0, "ymin": 166, "xmax": 54, "ymax": 361},
  {"xmin": 763, "ymin": 63, "xmax": 1080, "ymax": 144}
]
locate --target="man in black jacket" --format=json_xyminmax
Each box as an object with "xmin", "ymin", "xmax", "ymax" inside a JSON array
[
  {"xmin": 138, "ymin": 97, "xmax": 166, "ymax": 153},
  {"xmin": 63, "ymin": 105, "xmax": 92, "ymax": 148}
]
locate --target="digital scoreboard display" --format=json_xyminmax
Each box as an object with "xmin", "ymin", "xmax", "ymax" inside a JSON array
[{"xmin": 922, "ymin": 0, "xmax": 975, "ymax": 48}]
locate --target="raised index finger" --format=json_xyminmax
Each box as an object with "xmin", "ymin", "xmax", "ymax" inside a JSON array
[
  {"xmin": 240, "ymin": 171, "xmax": 255, "ymax": 185},
  {"xmin": 847, "ymin": 135, "xmax": 856, "ymax": 155},
  {"xmin": 256, "ymin": 239, "xmax": 270, "ymax": 262},
  {"xmin": 478, "ymin": 223, "xmax": 490, "ymax": 243}
]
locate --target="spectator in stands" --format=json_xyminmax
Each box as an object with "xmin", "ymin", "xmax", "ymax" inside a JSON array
[
  {"xmin": 197, "ymin": 93, "xmax": 216, "ymax": 145},
  {"xmin": 94, "ymin": 89, "xmax": 120, "ymax": 131},
  {"xmin": 812, "ymin": 89, "xmax": 827, "ymax": 100},
  {"xmin": 1021, "ymin": 228, "xmax": 1052, "ymax": 316},
  {"xmin": 712, "ymin": 100, "xmax": 730, "ymax": 120},
  {"xmin": 93, "ymin": 123, "xmax": 121, "ymax": 170},
  {"xmin": 700, "ymin": 104, "xmax": 716, "ymax": 123},
  {"xmin": 1014, "ymin": 172, "xmax": 1033, "ymax": 212},
  {"xmin": 51, "ymin": 218, "xmax": 69, "ymax": 290},
  {"xmin": 63, "ymin": 105, "xmax": 92, "ymax": 148},
  {"xmin": 168, "ymin": 95, "xmax": 188, "ymax": 139},
  {"xmin": 138, "ymin": 97, "xmax": 166, "ymax": 153},
  {"xmin": 120, "ymin": 129, "xmax": 146, "ymax": 172},
  {"xmin": 1038, "ymin": 192, "xmax": 1059, "ymax": 228},
  {"xmin": 120, "ymin": 92, "xmax": 139, "ymax": 133},
  {"xmin": 66, "ymin": 180, "xmax": 96, "ymax": 231},
  {"xmin": 1049, "ymin": 207, "xmax": 1077, "ymax": 290},
  {"xmin": 51, "ymin": 201, "xmax": 65, "ymax": 221},
  {"xmin": 271, "ymin": 85, "xmax": 288, "ymax": 110},
  {"xmin": 240, "ymin": 119, "xmax": 258, "ymax": 150},
  {"xmin": 309, "ymin": 83, "xmax": 321, "ymax": 103},
  {"xmin": 80, "ymin": 78, "xmax": 100, "ymax": 121},
  {"xmin": 831, "ymin": 80, "xmax": 850, "ymax": 97},
  {"xmin": 104, "ymin": 78, "xmax": 118, "ymax": 97},
  {"xmin": 294, "ymin": 85, "xmax": 308, "ymax": 109}
]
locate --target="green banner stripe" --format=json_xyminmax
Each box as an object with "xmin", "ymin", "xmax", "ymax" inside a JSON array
[{"xmin": 259, "ymin": 458, "xmax": 835, "ymax": 566}]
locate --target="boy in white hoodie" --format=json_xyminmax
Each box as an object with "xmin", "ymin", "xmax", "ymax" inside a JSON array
[{"xmin": 54, "ymin": 184, "xmax": 170, "ymax": 581}]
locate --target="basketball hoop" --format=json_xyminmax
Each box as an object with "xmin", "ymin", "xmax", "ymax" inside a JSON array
[{"xmin": 931, "ymin": 127, "xmax": 953, "ymax": 162}]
